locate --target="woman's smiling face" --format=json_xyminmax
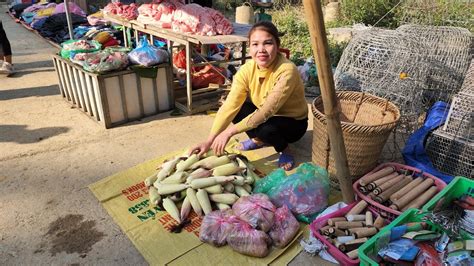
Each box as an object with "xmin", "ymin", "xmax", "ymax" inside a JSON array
[{"xmin": 249, "ymin": 29, "xmax": 278, "ymax": 68}]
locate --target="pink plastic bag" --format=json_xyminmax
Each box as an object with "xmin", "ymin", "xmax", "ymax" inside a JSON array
[
  {"xmin": 199, "ymin": 210, "xmax": 237, "ymax": 247},
  {"xmin": 268, "ymin": 205, "xmax": 300, "ymax": 248},
  {"xmin": 227, "ymin": 219, "xmax": 272, "ymax": 257},
  {"xmin": 232, "ymin": 194, "xmax": 276, "ymax": 232}
]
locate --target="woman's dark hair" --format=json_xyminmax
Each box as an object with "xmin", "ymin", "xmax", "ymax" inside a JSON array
[{"xmin": 248, "ymin": 21, "xmax": 281, "ymax": 48}]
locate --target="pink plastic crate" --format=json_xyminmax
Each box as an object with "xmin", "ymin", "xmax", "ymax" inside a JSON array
[
  {"xmin": 310, "ymin": 202, "xmax": 362, "ymax": 266},
  {"xmin": 353, "ymin": 162, "xmax": 447, "ymax": 221}
]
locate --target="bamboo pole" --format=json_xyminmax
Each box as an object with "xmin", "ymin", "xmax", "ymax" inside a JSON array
[{"xmin": 303, "ymin": 0, "xmax": 355, "ymax": 203}]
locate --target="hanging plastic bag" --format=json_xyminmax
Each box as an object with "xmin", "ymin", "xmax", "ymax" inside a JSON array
[
  {"xmin": 199, "ymin": 210, "xmax": 237, "ymax": 247},
  {"xmin": 173, "ymin": 48, "xmax": 186, "ymax": 69},
  {"xmin": 263, "ymin": 163, "xmax": 330, "ymax": 221},
  {"xmin": 232, "ymin": 193, "xmax": 276, "ymax": 232},
  {"xmin": 268, "ymin": 205, "xmax": 300, "ymax": 248},
  {"xmin": 128, "ymin": 36, "xmax": 169, "ymax": 67},
  {"xmin": 226, "ymin": 218, "xmax": 272, "ymax": 257}
]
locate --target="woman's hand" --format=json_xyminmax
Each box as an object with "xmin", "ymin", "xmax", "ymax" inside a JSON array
[
  {"xmin": 211, "ymin": 126, "xmax": 237, "ymax": 155},
  {"xmin": 189, "ymin": 140, "xmax": 212, "ymax": 157}
]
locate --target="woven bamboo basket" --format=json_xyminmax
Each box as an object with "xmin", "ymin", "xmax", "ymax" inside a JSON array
[{"xmin": 312, "ymin": 91, "xmax": 400, "ymax": 188}]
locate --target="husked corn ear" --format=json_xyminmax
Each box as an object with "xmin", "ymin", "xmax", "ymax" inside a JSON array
[
  {"xmin": 190, "ymin": 176, "xmax": 236, "ymax": 189},
  {"xmin": 176, "ymin": 154, "xmax": 199, "ymax": 172},
  {"xmin": 190, "ymin": 156, "xmax": 218, "ymax": 169},
  {"xmin": 204, "ymin": 184, "xmax": 224, "ymax": 194},
  {"xmin": 180, "ymin": 196, "xmax": 192, "ymax": 221},
  {"xmin": 224, "ymin": 182, "xmax": 234, "ymax": 193},
  {"xmin": 161, "ymin": 171, "xmax": 187, "ymax": 184},
  {"xmin": 144, "ymin": 173, "xmax": 158, "ymax": 187},
  {"xmin": 209, "ymin": 193, "xmax": 239, "ymax": 205},
  {"xmin": 201, "ymin": 155, "xmax": 231, "ymax": 169},
  {"xmin": 187, "ymin": 168, "xmax": 212, "ymax": 181},
  {"xmin": 157, "ymin": 157, "xmax": 182, "ymax": 181},
  {"xmin": 149, "ymin": 186, "xmax": 161, "ymax": 205},
  {"xmin": 163, "ymin": 198, "xmax": 181, "ymax": 223},
  {"xmin": 155, "ymin": 183, "xmax": 188, "ymax": 195},
  {"xmin": 231, "ymin": 175, "xmax": 245, "ymax": 186},
  {"xmin": 216, "ymin": 203, "xmax": 230, "ymax": 210},
  {"xmin": 235, "ymin": 186, "xmax": 250, "ymax": 197},
  {"xmin": 243, "ymin": 184, "xmax": 252, "ymax": 193},
  {"xmin": 196, "ymin": 189, "xmax": 212, "ymax": 215},
  {"xmin": 186, "ymin": 188, "xmax": 202, "ymax": 217},
  {"xmin": 236, "ymin": 157, "xmax": 247, "ymax": 170},
  {"xmin": 212, "ymin": 162, "xmax": 243, "ymax": 176}
]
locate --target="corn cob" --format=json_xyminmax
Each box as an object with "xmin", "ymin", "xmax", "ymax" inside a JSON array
[
  {"xmin": 224, "ymin": 182, "xmax": 235, "ymax": 193},
  {"xmin": 157, "ymin": 157, "xmax": 182, "ymax": 181},
  {"xmin": 176, "ymin": 154, "xmax": 199, "ymax": 172},
  {"xmin": 155, "ymin": 183, "xmax": 188, "ymax": 195},
  {"xmin": 144, "ymin": 173, "xmax": 158, "ymax": 187},
  {"xmin": 209, "ymin": 193, "xmax": 239, "ymax": 205},
  {"xmin": 163, "ymin": 197, "xmax": 181, "ymax": 223},
  {"xmin": 234, "ymin": 186, "xmax": 250, "ymax": 197},
  {"xmin": 190, "ymin": 155, "xmax": 218, "ymax": 169},
  {"xmin": 196, "ymin": 189, "xmax": 212, "ymax": 215},
  {"xmin": 186, "ymin": 168, "xmax": 212, "ymax": 183},
  {"xmin": 161, "ymin": 171, "xmax": 187, "ymax": 184},
  {"xmin": 180, "ymin": 196, "xmax": 192, "ymax": 221},
  {"xmin": 149, "ymin": 186, "xmax": 161, "ymax": 205},
  {"xmin": 204, "ymin": 184, "xmax": 224, "ymax": 194},
  {"xmin": 190, "ymin": 176, "xmax": 236, "ymax": 189},
  {"xmin": 231, "ymin": 175, "xmax": 245, "ymax": 186},
  {"xmin": 201, "ymin": 155, "xmax": 231, "ymax": 169},
  {"xmin": 216, "ymin": 203, "xmax": 231, "ymax": 210},
  {"xmin": 243, "ymin": 184, "xmax": 252, "ymax": 193},
  {"xmin": 186, "ymin": 188, "xmax": 202, "ymax": 217},
  {"xmin": 212, "ymin": 162, "xmax": 243, "ymax": 176}
]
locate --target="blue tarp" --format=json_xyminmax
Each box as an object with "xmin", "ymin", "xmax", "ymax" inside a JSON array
[{"xmin": 402, "ymin": 101, "xmax": 454, "ymax": 183}]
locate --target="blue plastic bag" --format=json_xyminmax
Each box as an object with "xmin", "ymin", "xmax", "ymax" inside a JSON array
[
  {"xmin": 402, "ymin": 101, "xmax": 454, "ymax": 183},
  {"xmin": 128, "ymin": 36, "xmax": 169, "ymax": 67}
]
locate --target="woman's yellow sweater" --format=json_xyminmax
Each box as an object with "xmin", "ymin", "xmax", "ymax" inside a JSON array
[{"xmin": 210, "ymin": 53, "xmax": 308, "ymax": 135}]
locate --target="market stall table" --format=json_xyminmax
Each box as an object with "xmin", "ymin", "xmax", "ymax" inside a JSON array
[{"xmin": 104, "ymin": 13, "xmax": 251, "ymax": 114}]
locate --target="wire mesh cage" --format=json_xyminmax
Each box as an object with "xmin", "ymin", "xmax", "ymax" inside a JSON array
[
  {"xmin": 426, "ymin": 129, "xmax": 473, "ymax": 178},
  {"xmin": 334, "ymin": 25, "xmax": 472, "ymax": 162}
]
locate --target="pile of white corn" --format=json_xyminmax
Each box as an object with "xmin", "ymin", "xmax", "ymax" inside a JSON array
[{"xmin": 143, "ymin": 152, "xmax": 259, "ymax": 223}]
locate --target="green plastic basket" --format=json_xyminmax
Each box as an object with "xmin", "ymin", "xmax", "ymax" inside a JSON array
[
  {"xmin": 422, "ymin": 176, "xmax": 474, "ymax": 212},
  {"xmin": 358, "ymin": 208, "xmax": 444, "ymax": 266}
]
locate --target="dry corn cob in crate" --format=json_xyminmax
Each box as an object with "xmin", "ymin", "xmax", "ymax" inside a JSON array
[{"xmin": 144, "ymin": 152, "xmax": 260, "ymax": 223}]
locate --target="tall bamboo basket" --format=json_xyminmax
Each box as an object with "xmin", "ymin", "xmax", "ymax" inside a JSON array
[{"xmin": 312, "ymin": 91, "xmax": 400, "ymax": 188}]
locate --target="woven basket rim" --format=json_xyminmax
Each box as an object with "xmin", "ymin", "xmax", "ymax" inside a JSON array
[{"xmin": 312, "ymin": 91, "xmax": 401, "ymax": 129}]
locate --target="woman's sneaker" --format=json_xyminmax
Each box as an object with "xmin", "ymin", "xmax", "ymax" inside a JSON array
[{"xmin": 0, "ymin": 62, "xmax": 15, "ymax": 76}]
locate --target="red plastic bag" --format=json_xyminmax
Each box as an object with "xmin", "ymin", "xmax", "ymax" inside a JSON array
[
  {"xmin": 232, "ymin": 194, "xmax": 276, "ymax": 232},
  {"xmin": 227, "ymin": 218, "xmax": 272, "ymax": 257},
  {"xmin": 173, "ymin": 49, "xmax": 186, "ymax": 69},
  {"xmin": 199, "ymin": 210, "xmax": 237, "ymax": 247},
  {"xmin": 192, "ymin": 65, "xmax": 226, "ymax": 89},
  {"xmin": 268, "ymin": 205, "xmax": 300, "ymax": 248}
]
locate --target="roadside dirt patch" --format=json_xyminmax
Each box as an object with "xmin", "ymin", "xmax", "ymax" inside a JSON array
[{"xmin": 44, "ymin": 214, "xmax": 105, "ymax": 256}]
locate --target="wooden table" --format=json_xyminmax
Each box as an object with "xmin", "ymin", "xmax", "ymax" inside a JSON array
[{"xmin": 104, "ymin": 14, "xmax": 251, "ymax": 113}]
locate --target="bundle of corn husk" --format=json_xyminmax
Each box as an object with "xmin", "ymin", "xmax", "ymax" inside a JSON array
[{"xmin": 144, "ymin": 152, "xmax": 259, "ymax": 223}]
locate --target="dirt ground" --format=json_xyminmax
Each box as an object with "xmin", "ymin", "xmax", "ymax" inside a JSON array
[{"xmin": 0, "ymin": 5, "xmax": 336, "ymax": 265}]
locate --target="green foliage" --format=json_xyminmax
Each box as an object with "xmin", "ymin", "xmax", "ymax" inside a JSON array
[
  {"xmin": 395, "ymin": 0, "xmax": 474, "ymax": 32},
  {"xmin": 340, "ymin": 0, "xmax": 400, "ymax": 28},
  {"xmin": 271, "ymin": 6, "xmax": 348, "ymax": 67}
]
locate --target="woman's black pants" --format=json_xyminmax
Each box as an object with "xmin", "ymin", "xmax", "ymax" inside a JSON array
[
  {"xmin": 0, "ymin": 21, "xmax": 12, "ymax": 57},
  {"xmin": 232, "ymin": 101, "xmax": 308, "ymax": 152}
]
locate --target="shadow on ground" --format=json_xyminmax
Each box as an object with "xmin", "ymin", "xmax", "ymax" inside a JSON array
[
  {"xmin": 0, "ymin": 124, "xmax": 69, "ymax": 143},
  {"xmin": 8, "ymin": 68, "xmax": 55, "ymax": 78},
  {"xmin": 0, "ymin": 85, "xmax": 60, "ymax": 100},
  {"xmin": 14, "ymin": 60, "xmax": 54, "ymax": 69}
]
